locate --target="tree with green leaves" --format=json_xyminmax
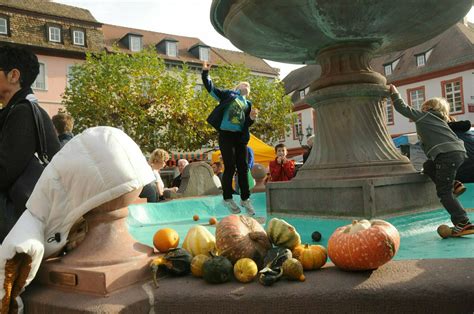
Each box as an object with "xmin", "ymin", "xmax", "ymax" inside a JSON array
[{"xmin": 63, "ymin": 48, "xmax": 293, "ymax": 153}]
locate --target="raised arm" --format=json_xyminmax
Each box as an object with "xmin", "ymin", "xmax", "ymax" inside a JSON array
[
  {"xmin": 389, "ymin": 84, "xmax": 425, "ymax": 121},
  {"xmin": 201, "ymin": 61, "xmax": 226, "ymax": 101}
]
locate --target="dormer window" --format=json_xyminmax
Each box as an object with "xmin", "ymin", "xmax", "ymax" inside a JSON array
[
  {"xmin": 48, "ymin": 26, "xmax": 61, "ymax": 43},
  {"xmin": 130, "ymin": 35, "xmax": 142, "ymax": 52},
  {"xmin": 166, "ymin": 41, "xmax": 178, "ymax": 57},
  {"xmin": 72, "ymin": 29, "xmax": 85, "ymax": 46},
  {"xmin": 189, "ymin": 43, "xmax": 211, "ymax": 62},
  {"xmin": 0, "ymin": 17, "xmax": 8, "ymax": 35},
  {"xmin": 383, "ymin": 57, "xmax": 400, "ymax": 76},
  {"xmin": 199, "ymin": 47, "xmax": 210, "ymax": 61},
  {"xmin": 415, "ymin": 48, "xmax": 433, "ymax": 67},
  {"xmin": 416, "ymin": 54, "xmax": 425, "ymax": 67}
]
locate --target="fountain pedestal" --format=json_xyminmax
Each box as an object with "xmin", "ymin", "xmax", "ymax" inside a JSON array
[
  {"xmin": 210, "ymin": 0, "xmax": 471, "ymax": 216},
  {"xmin": 36, "ymin": 190, "xmax": 155, "ymax": 295},
  {"xmin": 268, "ymin": 44, "xmax": 439, "ymax": 217}
]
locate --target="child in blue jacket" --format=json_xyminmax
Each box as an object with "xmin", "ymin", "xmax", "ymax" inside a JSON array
[{"xmin": 202, "ymin": 62, "xmax": 258, "ymax": 215}]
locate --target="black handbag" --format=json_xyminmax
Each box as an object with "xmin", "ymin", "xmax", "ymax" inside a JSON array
[{"xmin": 0, "ymin": 100, "xmax": 49, "ymax": 240}]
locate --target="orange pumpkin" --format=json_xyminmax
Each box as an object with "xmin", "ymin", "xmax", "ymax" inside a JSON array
[
  {"xmin": 327, "ymin": 219, "xmax": 400, "ymax": 271},
  {"xmin": 153, "ymin": 228, "xmax": 179, "ymax": 253},
  {"xmin": 292, "ymin": 244, "xmax": 327, "ymax": 270}
]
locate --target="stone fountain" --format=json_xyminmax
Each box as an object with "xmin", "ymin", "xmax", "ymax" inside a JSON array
[{"xmin": 210, "ymin": 0, "xmax": 473, "ymax": 217}]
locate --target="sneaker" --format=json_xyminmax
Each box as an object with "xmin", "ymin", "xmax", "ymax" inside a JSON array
[
  {"xmin": 240, "ymin": 199, "xmax": 255, "ymax": 216},
  {"xmin": 453, "ymin": 181, "xmax": 466, "ymax": 197},
  {"xmin": 223, "ymin": 199, "xmax": 241, "ymax": 214},
  {"xmin": 451, "ymin": 221, "xmax": 474, "ymax": 237}
]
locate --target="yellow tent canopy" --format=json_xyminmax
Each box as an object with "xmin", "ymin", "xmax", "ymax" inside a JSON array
[{"xmin": 211, "ymin": 134, "xmax": 275, "ymax": 168}]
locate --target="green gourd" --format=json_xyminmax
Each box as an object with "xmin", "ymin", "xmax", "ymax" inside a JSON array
[
  {"xmin": 202, "ymin": 254, "xmax": 233, "ymax": 284},
  {"xmin": 266, "ymin": 218, "xmax": 301, "ymax": 249}
]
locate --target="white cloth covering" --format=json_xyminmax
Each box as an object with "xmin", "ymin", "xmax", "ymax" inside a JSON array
[{"xmin": 0, "ymin": 126, "xmax": 154, "ymax": 308}]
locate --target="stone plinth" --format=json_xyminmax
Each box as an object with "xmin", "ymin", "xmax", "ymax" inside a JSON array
[
  {"xmin": 36, "ymin": 192, "xmax": 156, "ymax": 296},
  {"xmin": 267, "ymin": 173, "xmax": 439, "ymax": 217}
]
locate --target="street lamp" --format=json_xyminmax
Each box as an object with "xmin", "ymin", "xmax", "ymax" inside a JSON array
[{"xmin": 306, "ymin": 125, "xmax": 313, "ymax": 138}]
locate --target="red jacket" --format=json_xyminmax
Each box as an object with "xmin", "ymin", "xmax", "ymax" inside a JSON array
[{"xmin": 269, "ymin": 158, "xmax": 295, "ymax": 182}]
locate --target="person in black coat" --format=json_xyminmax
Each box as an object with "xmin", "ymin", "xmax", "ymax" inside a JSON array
[
  {"xmin": 0, "ymin": 45, "xmax": 60, "ymax": 238},
  {"xmin": 202, "ymin": 61, "xmax": 258, "ymax": 215},
  {"xmin": 448, "ymin": 119, "xmax": 474, "ymax": 183}
]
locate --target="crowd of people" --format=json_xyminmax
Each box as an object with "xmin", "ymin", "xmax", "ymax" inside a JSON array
[{"xmin": 1, "ymin": 45, "xmax": 473, "ymax": 242}]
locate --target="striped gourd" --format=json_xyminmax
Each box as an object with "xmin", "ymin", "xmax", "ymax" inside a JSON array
[
  {"xmin": 182, "ymin": 225, "xmax": 216, "ymax": 257},
  {"xmin": 266, "ymin": 218, "xmax": 301, "ymax": 249}
]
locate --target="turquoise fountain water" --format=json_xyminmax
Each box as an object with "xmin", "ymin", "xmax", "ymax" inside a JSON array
[{"xmin": 128, "ymin": 184, "xmax": 474, "ymax": 260}]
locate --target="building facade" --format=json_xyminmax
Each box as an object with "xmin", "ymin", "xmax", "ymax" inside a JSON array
[
  {"xmin": 283, "ymin": 21, "xmax": 474, "ymax": 157},
  {"xmin": 0, "ymin": 0, "xmax": 103, "ymax": 115},
  {"xmin": 0, "ymin": 0, "xmax": 279, "ymax": 118}
]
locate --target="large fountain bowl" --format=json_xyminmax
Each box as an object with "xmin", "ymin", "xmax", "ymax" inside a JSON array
[{"xmin": 211, "ymin": 0, "xmax": 473, "ymax": 64}]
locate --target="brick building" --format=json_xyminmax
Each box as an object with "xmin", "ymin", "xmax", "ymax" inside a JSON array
[{"xmin": 0, "ymin": 0, "xmax": 103, "ymax": 115}]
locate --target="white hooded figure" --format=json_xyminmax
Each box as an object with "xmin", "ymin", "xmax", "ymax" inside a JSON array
[{"xmin": 0, "ymin": 126, "xmax": 154, "ymax": 313}]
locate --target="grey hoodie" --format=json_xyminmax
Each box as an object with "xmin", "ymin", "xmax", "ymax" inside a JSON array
[{"xmin": 390, "ymin": 93, "xmax": 466, "ymax": 159}]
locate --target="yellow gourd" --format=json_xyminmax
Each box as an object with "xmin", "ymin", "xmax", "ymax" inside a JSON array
[
  {"xmin": 182, "ymin": 225, "xmax": 216, "ymax": 257},
  {"xmin": 292, "ymin": 244, "xmax": 327, "ymax": 271},
  {"xmin": 282, "ymin": 258, "xmax": 305, "ymax": 281},
  {"xmin": 191, "ymin": 254, "xmax": 210, "ymax": 277},
  {"xmin": 266, "ymin": 218, "xmax": 301, "ymax": 249},
  {"xmin": 233, "ymin": 258, "xmax": 258, "ymax": 283}
]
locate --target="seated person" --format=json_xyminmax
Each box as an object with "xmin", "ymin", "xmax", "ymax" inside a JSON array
[
  {"xmin": 211, "ymin": 161, "xmax": 224, "ymax": 183},
  {"xmin": 149, "ymin": 149, "xmax": 177, "ymax": 200},
  {"xmin": 170, "ymin": 159, "xmax": 189, "ymax": 189},
  {"xmin": 52, "ymin": 112, "xmax": 74, "ymax": 148},
  {"xmin": 269, "ymin": 143, "xmax": 295, "ymax": 182}
]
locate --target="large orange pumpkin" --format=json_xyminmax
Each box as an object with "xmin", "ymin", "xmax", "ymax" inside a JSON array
[
  {"xmin": 153, "ymin": 228, "xmax": 179, "ymax": 253},
  {"xmin": 216, "ymin": 215, "xmax": 271, "ymax": 268},
  {"xmin": 328, "ymin": 219, "xmax": 400, "ymax": 271}
]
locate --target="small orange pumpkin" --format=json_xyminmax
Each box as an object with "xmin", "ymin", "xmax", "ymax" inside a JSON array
[
  {"xmin": 292, "ymin": 244, "xmax": 327, "ymax": 270},
  {"xmin": 153, "ymin": 228, "xmax": 179, "ymax": 253},
  {"xmin": 209, "ymin": 217, "xmax": 218, "ymax": 225}
]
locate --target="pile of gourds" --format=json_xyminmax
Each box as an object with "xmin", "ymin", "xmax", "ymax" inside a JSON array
[
  {"xmin": 150, "ymin": 215, "xmax": 329, "ymax": 287},
  {"xmin": 150, "ymin": 215, "xmax": 400, "ymax": 287}
]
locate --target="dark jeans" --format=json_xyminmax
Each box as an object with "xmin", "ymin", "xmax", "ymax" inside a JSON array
[
  {"xmin": 139, "ymin": 182, "xmax": 158, "ymax": 203},
  {"xmin": 218, "ymin": 131, "xmax": 250, "ymax": 201},
  {"xmin": 423, "ymin": 151, "xmax": 468, "ymax": 224}
]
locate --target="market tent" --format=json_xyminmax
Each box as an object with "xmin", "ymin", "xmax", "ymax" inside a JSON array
[{"xmin": 211, "ymin": 134, "xmax": 275, "ymax": 168}]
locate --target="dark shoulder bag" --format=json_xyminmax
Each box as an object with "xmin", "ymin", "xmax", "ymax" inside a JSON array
[{"xmin": 0, "ymin": 100, "xmax": 49, "ymax": 240}]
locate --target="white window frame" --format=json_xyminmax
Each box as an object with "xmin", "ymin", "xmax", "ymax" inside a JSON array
[
  {"xmin": 443, "ymin": 80, "xmax": 463, "ymax": 114},
  {"xmin": 194, "ymin": 84, "xmax": 203, "ymax": 93},
  {"xmin": 409, "ymin": 89, "xmax": 425, "ymax": 111},
  {"xmin": 293, "ymin": 113, "xmax": 303, "ymax": 141},
  {"xmin": 49, "ymin": 26, "xmax": 61, "ymax": 43},
  {"xmin": 299, "ymin": 89, "xmax": 305, "ymax": 99},
  {"xmin": 166, "ymin": 41, "xmax": 178, "ymax": 57},
  {"xmin": 32, "ymin": 62, "xmax": 47, "ymax": 90},
  {"xmin": 384, "ymin": 64, "xmax": 392, "ymax": 76},
  {"xmin": 199, "ymin": 47, "xmax": 209, "ymax": 61},
  {"xmin": 416, "ymin": 54, "xmax": 425, "ymax": 67},
  {"xmin": 130, "ymin": 36, "xmax": 142, "ymax": 52},
  {"xmin": 0, "ymin": 18, "xmax": 7, "ymax": 35},
  {"xmin": 72, "ymin": 30, "xmax": 85, "ymax": 46}
]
